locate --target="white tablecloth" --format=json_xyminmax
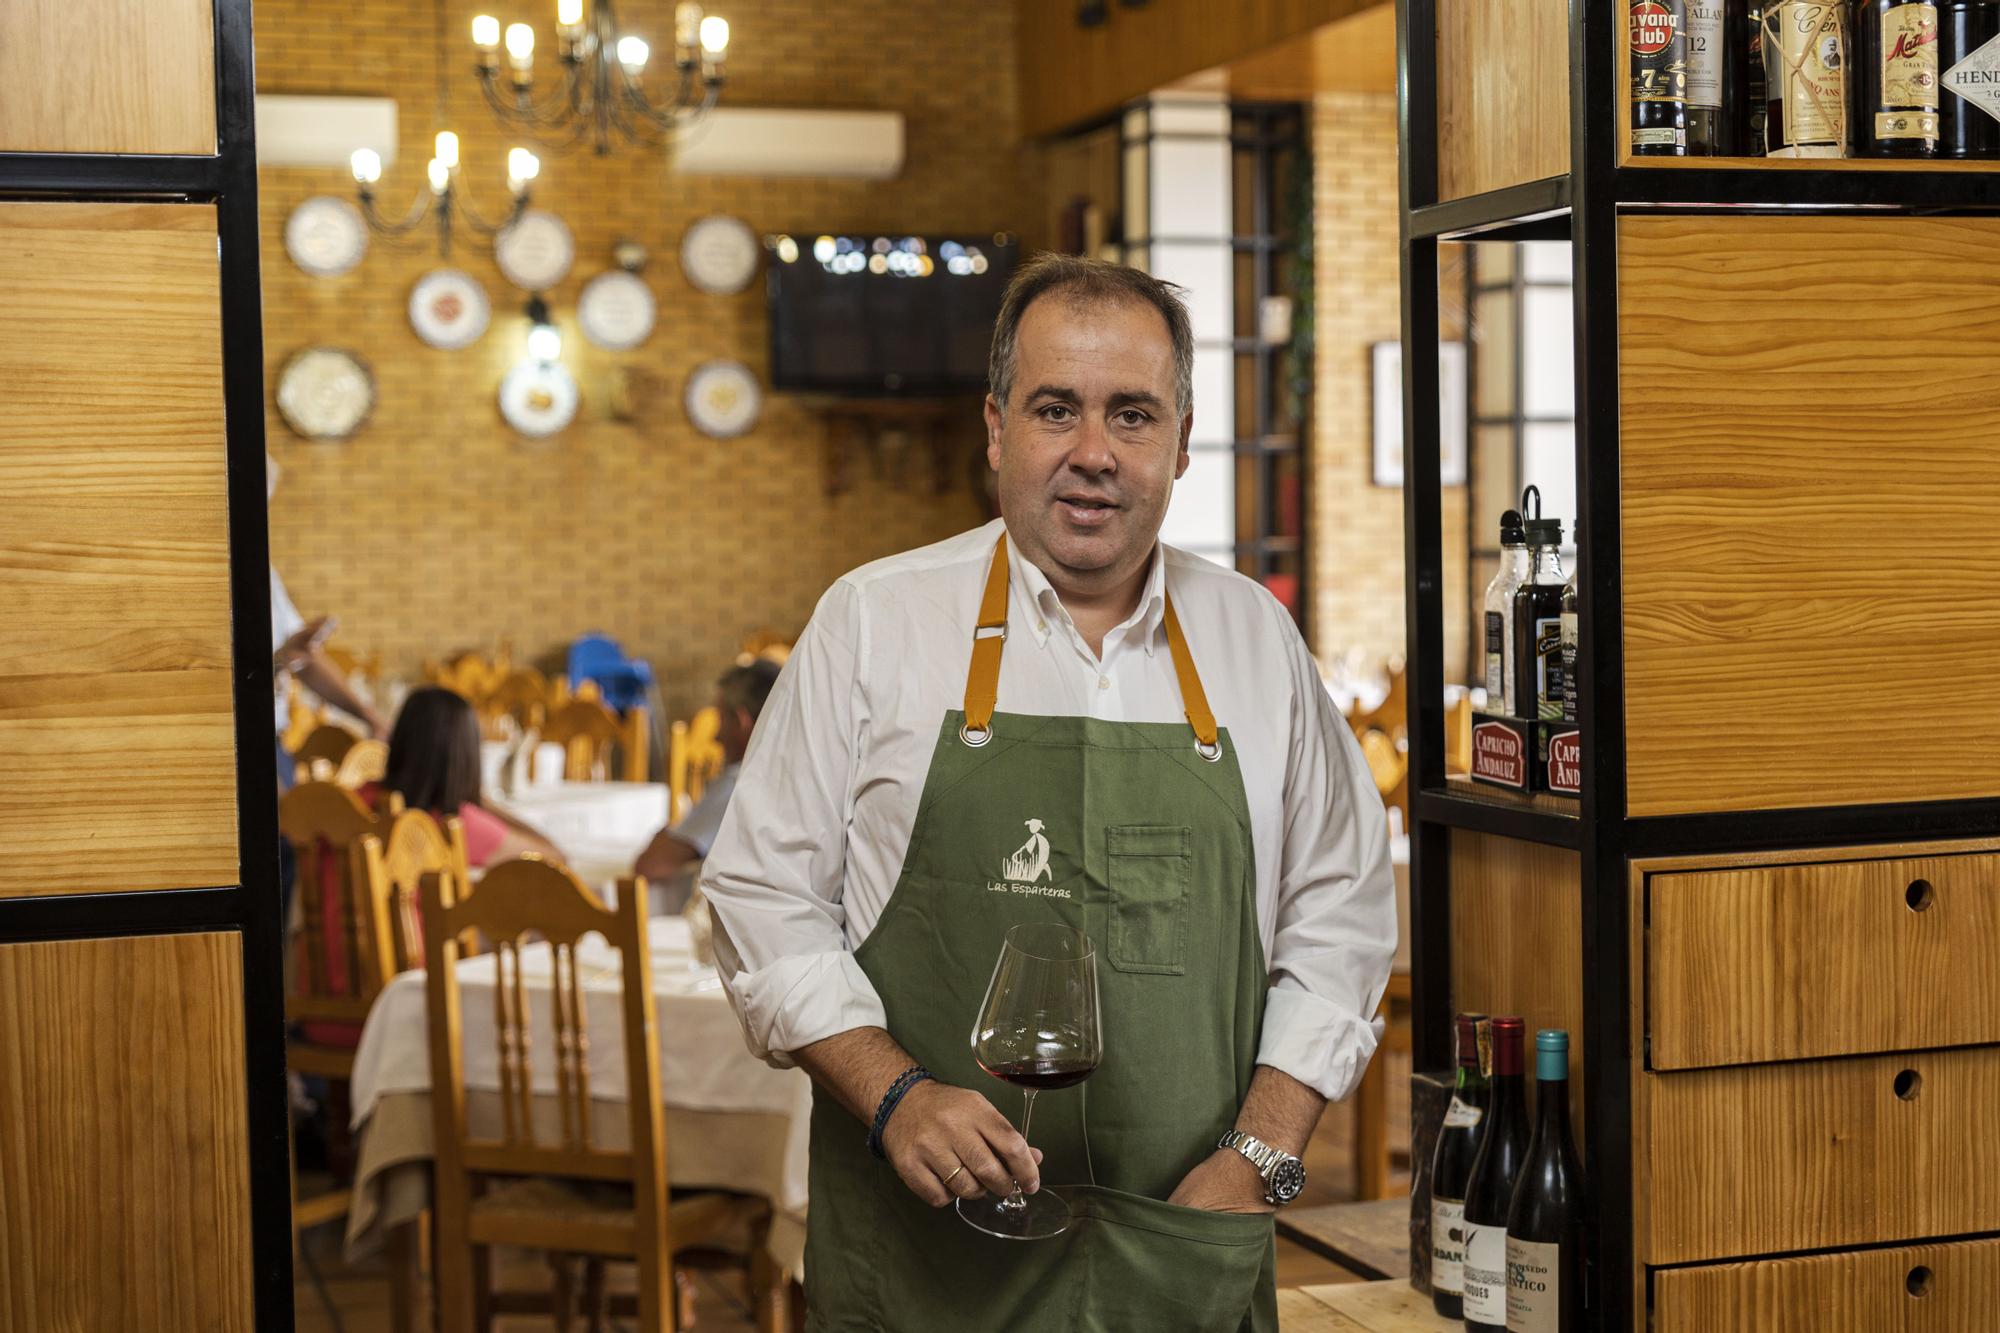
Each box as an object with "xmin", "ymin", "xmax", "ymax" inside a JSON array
[
  {"xmin": 347, "ymin": 916, "xmax": 811, "ymax": 1219},
  {"xmin": 489, "ymin": 780, "xmax": 673, "ymax": 890}
]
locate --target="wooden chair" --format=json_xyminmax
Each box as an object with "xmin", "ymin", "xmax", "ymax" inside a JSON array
[
  {"xmin": 281, "ymin": 674, "xmax": 328, "ymax": 753},
  {"xmin": 737, "ymin": 631, "xmax": 793, "ymax": 667},
  {"xmin": 1348, "ymin": 663, "xmax": 1410, "ymax": 827},
  {"xmin": 324, "ymin": 737, "xmax": 388, "ymax": 789},
  {"xmin": 1444, "ymin": 695, "xmax": 1474, "ymax": 776},
  {"xmin": 294, "ymin": 720, "xmax": 362, "ymax": 776},
  {"xmin": 1351, "ymin": 971, "xmax": 1413, "ymax": 1201},
  {"xmin": 667, "ymin": 707, "xmax": 725, "ymax": 823},
  {"xmin": 421, "ymin": 858, "xmax": 773, "ymax": 1333},
  {"xmin": 379, "ymin": 807, "xmax": 474, "ymax": 974},
  {"xmin": 484, "ymin": 667, "xmax": 554, "ymax": 738},
  {"xmin": 280, "ymin": 782, "xmax": 397, "ymax": 1241},
  {"xmin": 541, "ymin": 697, "xmax": 626, "ymax": 783}
]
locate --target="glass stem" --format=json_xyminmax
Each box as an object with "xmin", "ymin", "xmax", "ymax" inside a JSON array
[{"xmin": 1003, "ymin": 1088, "xmax": 1038, "ymax": 1211}]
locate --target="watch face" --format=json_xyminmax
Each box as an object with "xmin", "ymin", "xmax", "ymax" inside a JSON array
[{"xmin": 1269, "ymin": 1157, "xmax": 1306, "ymax": 1203}]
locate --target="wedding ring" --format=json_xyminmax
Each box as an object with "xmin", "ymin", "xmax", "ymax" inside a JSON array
[{"xmin": 943, "ymin": 1165, "xmax": 966, "ymax": 1190}]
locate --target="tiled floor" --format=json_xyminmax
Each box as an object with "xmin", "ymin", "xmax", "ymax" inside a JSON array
[{"xmin": 297, "ymin": 1052, "xmax": 1412, "ymax": 1331}]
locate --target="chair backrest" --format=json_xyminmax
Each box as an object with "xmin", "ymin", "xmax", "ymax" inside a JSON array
[
  {"xmin": 294, "ymin": 721, "xmax": 362, "ymax": 774},
  {"xmin": 421, "ymin": 860, "xmax": 665, "ymax": 1240},
  {"xmin": 483, "ymin": 667, "xmax": 553, "ymax": 737},
  {"xmin": 380, "ymin": 807, "xmax": 474, "ymax": 973},
  {"xmin": 668, "ymin": 706, "xmax": 725, "ymax": 822},
  {"xmin": 332, "ymin": 737, "xmax": 388, "ymax": 789},
  {"xmin": 281, "ymin": 675, "xmax": 327, "ymax": 752},
  {"xmin": 540, "ymin": 697, "xmax": 624, "ymax": 783},
  {"xmin": 280, "ymin": 781, "xmax": 396, "ymax": 1025}
]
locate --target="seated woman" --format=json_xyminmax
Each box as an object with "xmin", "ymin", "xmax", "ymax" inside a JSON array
[{"xmin": 366, "ymin": 685, "xmax": 562, "ymax": 867}]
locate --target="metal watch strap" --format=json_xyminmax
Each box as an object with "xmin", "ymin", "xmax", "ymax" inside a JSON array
[{"xmin": 1218, "ymin": 1130, "xmax": 1299, "ymax": 1203}]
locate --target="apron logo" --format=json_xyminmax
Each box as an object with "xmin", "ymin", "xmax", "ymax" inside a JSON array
[{"xmin": 987, "ymin": 818, "xmax": 1070, "ymax": 898}]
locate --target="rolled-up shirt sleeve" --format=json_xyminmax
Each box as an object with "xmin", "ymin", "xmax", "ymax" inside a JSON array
[
  {"xmin": 700, "ymin": 579, "xmax": 887, "ymax": 1067},
  {"xmin": 1254, "ymin": 610, "xmax": 1399, "ymax": 1102}
]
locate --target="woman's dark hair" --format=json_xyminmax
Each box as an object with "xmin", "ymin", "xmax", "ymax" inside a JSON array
[{"xmin": 382, "ymin": 686, "xmax": 483, "ymax": 814}]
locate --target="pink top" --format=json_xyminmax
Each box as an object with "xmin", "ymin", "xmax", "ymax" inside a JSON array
[{"xmin": 457, "ymin": 801, "xmax": 508, "ymax": 868}]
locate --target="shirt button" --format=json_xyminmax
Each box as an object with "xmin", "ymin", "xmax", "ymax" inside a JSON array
[
  {"xmin": 1097, "ymin": 675, "xmax": 1110, "ymax": 690},
  {"xmin": 1037, "ymin": 620, "xmax": 1047, "ymax": 633}
]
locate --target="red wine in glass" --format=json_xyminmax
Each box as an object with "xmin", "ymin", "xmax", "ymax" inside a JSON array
[{"xmin": 958, "ymin": 922, "xmax": 1101, "ymax": 1240}]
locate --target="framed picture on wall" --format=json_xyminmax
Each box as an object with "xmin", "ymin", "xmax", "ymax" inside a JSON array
[{"xmin": 1371, "ymin": 340, "xmax": 1467, "ymax": 488}]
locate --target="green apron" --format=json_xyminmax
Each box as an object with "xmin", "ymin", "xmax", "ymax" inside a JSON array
[{"xmin": 804, "ymin": 536, "xmax": 1279, "ymax": 1332}]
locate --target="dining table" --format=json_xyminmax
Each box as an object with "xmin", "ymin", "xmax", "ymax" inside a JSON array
[{"xmin": 341, "ymin": 914, "xmax": 812, "ymax": 1282}]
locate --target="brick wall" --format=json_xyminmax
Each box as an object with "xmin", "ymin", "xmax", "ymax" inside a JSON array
[
  {"xmin": 1310, "ymin": 91, "xmax": 1470, "ymax": 678},
  {"xmin": 255, "ymin": 0, "xmax": 1026, "ymax": 718}
]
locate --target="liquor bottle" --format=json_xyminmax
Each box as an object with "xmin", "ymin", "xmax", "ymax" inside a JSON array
[
  {"xmin": 1505, "ymin": 1031, "xmax": 1586, "ymax": 1333},
  {"xmin": 1764, "ymin": 0, "xmax": 1850, "ymax": 155},
  {"xmin": 1429, "ymin": 1014, "xmax": 1492, "ymax": 1320},
  {"xmin": 1632, "ymin": 0, "xmax": 1693, "ymax": 153},
  {"xmin": 1512, "ymin": 514, "xmax": 1567, "ymax": 723},
  {"xmin": 1482, "ymin": 511, "xmax": 1529, "ymax": 713},
  {"xmin": 1559, "ymin": 527, "xmax": 1580, "ymax": 725},
  {"xmin": 1687, "ymin": 0, "xmax": 1740, "ymax": 151},
  {"xmin": 1461, "ymin": 1017, "xmax": 1530, "ymax": 1333},
  {"xmin": 1742, "ymin": 4, "xmax": 1770, "ymax": 149},
  {"xmin": 1939, "ymin": 0, "xmax": 2000, "ymax": 156},
  {"xmin": 1853, "ymin": 0, "xmax": 1942, "ymax": 156}
]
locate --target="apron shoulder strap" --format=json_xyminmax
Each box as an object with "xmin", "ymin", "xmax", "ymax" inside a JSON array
[{"xmin": 961, "ymin": 534, "xmax": 1222, "ymax": 756}]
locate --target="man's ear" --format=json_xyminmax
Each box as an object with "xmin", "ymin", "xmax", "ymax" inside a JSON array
[
  {"xmin": 1175, "ymin": 409, "xmax": 1194, "ymax": 480},
  {"xmin": 984, "ymin": 394, "xmax": 1005, "ymax": 472}
]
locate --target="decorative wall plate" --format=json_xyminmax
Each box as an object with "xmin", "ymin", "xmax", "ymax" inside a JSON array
[
  {"xmin": 494, "ymin": 209, "xmax": 575, "ymax": 291},
  {"xmin": 578, "ymin": 270, "xmax": 657, "ymax": 351},
  {"xmin": 680, "ymin": 215, "xmax": 760, "ymax": 295},
  {"xmin": 499, "ymin": 359, "xmax": 580, "ymax": 438},
  {"xmin": 684, "ymin": 359, "xmax": 762, "ymax": 439},
  {"xmin": 285, "ymin": 196, "xmax": 368, "ymax": 278},
  {"xmin": 408, "ymin": 268, "xmax": 491, "ymax": 350},
  {"xmin": 276, "ymin": 347, "xmax": 374, "ymax": 441}
]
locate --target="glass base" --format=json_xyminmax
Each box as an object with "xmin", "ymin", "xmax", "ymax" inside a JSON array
[{"xmin": 956, "ymin": 1186, "xmax": 1070, "ymax": 1240}]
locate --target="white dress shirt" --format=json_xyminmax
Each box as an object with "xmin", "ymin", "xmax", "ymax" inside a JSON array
[{"xmin": 701, "ymin": 518, "xmax": 1398, "ymax": 1102}]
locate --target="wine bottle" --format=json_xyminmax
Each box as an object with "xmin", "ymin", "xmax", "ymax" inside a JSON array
[
  {"xmin": 1852, "ymin": 0, "xmax": 1942, "ymax": 157},
  {"xmin": 1506, "ymin": 1030, "xmax": 1585, "ymax": 1333},
  {"xmin": 1460, "ymin": 1016, "xmax": 1529, "ymax": 1333},
  {"xmin": 1429, "ymin": 1014, "xmax": 1491, "ymax": 1320}
]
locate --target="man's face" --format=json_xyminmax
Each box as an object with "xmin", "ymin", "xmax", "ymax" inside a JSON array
[
  {"xmin": 716, "ymin": 693, "xmax": 753, "ymax": 759},
  {"xmin": 983, "ymin": 293, "xmax": 1191, "ymax": 590}
]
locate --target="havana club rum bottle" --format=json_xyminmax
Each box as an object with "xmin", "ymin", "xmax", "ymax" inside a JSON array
[
  {"xmin": 1632, "ymin": 0, "xmax": 1693, "ymax": 153},
  {"xmin": 1853, "ymin": 0, "xmax": 1942, "ymax": 155},
  {"xmin": 1764, "ymin": 1, "xmax": 1851, "ymax": 154}
]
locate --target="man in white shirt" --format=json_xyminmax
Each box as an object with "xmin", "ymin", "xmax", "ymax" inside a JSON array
[{"xmin": 701, "ymin": 256, "xmax": 1395, "ymax": 1330}]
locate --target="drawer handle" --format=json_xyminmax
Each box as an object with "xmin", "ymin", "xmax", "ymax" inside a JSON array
[
  {"xmin": 1907, "ymin": 1265, "xmax": 1933, "ymax": 1298},
  {"xmin": 1895, "ymin": 1069, "xmax": 1923, "ymax": 1101},
  {"xmin": 1906, "ymin": 879, "xmax": 1936, "ymax": 912}
]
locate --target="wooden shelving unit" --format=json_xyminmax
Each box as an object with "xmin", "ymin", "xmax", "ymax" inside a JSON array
[{"xmin": 1398, "ymin": 4, "xmax": 2000, "ymax": 1330}]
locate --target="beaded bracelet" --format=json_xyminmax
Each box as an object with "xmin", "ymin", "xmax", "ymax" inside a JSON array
[{"xmin": 867, "ymin": 1064, "xmax": 933, "ymax": 1160}]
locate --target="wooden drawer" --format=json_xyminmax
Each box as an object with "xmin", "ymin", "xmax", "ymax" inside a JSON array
[
  {"xmin": 1647, "ymin": 851, "xmax": 2000, "ymax": 1070},
  {"xmin": 1641, "ymin": 1047, "xmax": 2000, "ymax": 1264},
  {"xmin": 1652, "ymin": 1236, "xmax": 2000, "ymax": 1333}
]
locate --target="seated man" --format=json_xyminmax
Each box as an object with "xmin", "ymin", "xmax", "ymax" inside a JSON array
[{"xmin": 634, "ymin": 660, "xmax": 782, "ymax": 898}]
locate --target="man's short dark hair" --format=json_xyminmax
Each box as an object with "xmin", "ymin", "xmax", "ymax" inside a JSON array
[
  {"xmin": 987, "ymin": 254, "xmax": 1194, "ymax": 419},
  {"xmin": 718, "ymin": 659, "xmax": 782, "ymax": 720}
]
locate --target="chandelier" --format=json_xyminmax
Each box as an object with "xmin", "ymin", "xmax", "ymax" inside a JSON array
[
  {"xmin": 471, "ymin": 1, "xmax": 731, "ymax": 155},
  {"xmin": 349, "ymin": 133, "xmax": 537, "ymax": 257}
]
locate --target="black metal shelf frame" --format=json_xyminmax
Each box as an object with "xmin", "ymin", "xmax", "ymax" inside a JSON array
[{"xmin": 0, "ymin": 1, "xmax": 293, "ymax": 1326}]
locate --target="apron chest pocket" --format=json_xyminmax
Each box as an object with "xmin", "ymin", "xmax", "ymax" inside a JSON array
[{"xmin": 1106, "ymin": 825, "xmax": 1190, "ymax": 975}]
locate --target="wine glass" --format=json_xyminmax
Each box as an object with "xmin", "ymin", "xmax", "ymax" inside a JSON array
[{"xmin": 956, "ymin": 921, "xmax": 1101, "ymax": 1240}]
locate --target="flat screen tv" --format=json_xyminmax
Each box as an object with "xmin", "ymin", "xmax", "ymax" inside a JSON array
[{"xmin": 767, "ymin": 233, "xmax": 1017, "ymax": 397}]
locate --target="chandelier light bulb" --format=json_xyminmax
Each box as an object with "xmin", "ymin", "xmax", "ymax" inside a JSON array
[
  {"xmin": 556, "ymin": 0, "xmax": 584, "ymax": 26},
  {"xmin": 617, "ymin": 35, "xmax": 650, "ymax": 72},
  {"xmin": 699, "ymin": 15, "xmax": 729, "ymax": 54},
  {"xmin": 507, "ymin": 146, "xmax": 541, "ymax": 195},
  {"xmin": 434, "ymin": 130, "xmax": 460, "ymax": 170},
  {"xmin": 675, "ymin": 2, "xmax": 703, "ymax": 50},
  {"xmin": 505, "ymin": 22, "xmax": 536, "ymax": 64},
  {"xmin": 527, "ymin": 322, "xmax": 562, "ymax": 363},
  {"xmin": 349, "ymin": 147, "xmax": 383, "ymax": 184},
  {"xmin": 427, "ymin": 157, "xmax": 450, "ymax": 194},
  {"xmin": 471, "ymin": 14, "xmax": 500, "ymax": 48}
]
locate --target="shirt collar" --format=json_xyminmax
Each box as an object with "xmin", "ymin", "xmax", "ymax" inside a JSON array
[{"xmin": 1005, "ymin": 536, "xmax": 1168, "ymax": 657}]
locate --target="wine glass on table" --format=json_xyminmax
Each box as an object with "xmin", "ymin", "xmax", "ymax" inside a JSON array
[{"xmin": 956, "ymin": 921, "xmax": 1101, "ymax": 1240}]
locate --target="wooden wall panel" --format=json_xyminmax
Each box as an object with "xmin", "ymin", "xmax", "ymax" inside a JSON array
[
  {"xmin": 1436, "ymin": 0, "xmax": 1569, "ymax": 200},
  {"xmin": 1449, "ymin": 831, "xmax": 1585, "ymax": 1134},
  {"xmin": 1648, "ymin": 849, "xmax": 2000, "ymax": 1070},
  {"xmin": 0, "ymin": 0, "xmax": 215, "ymax": 155},
  {"xmin": 0, "ymin": 933, "xmax": 252, "ymax": 1330},
  {"xmin": 1621, "ymin": 216, "xmax": 2000, "ymax": 816},
  {"xmin": 1015, "ymin": 0, "xmax": 1377, "ymax": 136},
  {"xmin": 0, "ymin": 204, "xmax": 237, "ymax": 896},
  {"xmin": 1653, "ymin": 1237, "xmax": 2000, "ymax": 1333},
  {"xmin": 1643, "ymin": 1046, "xmax": 2000, "ymax": 1264}
]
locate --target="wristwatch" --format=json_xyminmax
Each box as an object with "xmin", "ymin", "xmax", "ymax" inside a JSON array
[{"xmin": 1217, "ymin": 1130, "xmax": 1306, "ymax": 1206}]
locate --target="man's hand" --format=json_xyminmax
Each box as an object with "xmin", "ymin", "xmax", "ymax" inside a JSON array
[
  {"xmin": 1167, "ymin": 1148, "xmax": 1274, "ymax": 1215},
  {"xmin": 879, "ymin": 1080, "xmax": 1043, "ymax": 1208},
  {"xmin": 275, "ymin": 615, "xmax": 333, "ymax": 675}
]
